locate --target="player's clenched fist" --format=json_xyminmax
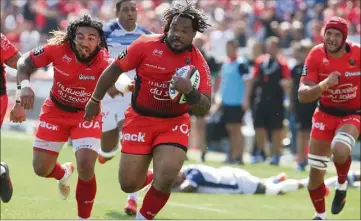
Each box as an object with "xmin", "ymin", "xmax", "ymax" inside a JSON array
[
  {"xmin": 320, "ymin": 71, "xmax": 340, "ymax": 91},
  {"xmin": 84, "ymin": 98, "xmax": 101, "ymax": 122},
  {"xmin": 171, "ymin": 76, "xmax": 193, "ymax": 94},
  {"xmin": 20, "ymin": 86, "xmax": 35, "ymax": 110},
  {"xmin": 10, "ymin": 103, "xmax": 26, "ymax": 123}
]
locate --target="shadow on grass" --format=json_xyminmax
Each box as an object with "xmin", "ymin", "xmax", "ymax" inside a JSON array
[{"xmin": 104, "ymin": 210, "xmax": 134, "ymax": 220}]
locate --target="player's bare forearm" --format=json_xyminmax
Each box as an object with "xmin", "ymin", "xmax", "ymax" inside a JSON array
[
  {"xmin": 5, "ymin": 52, "xmax": 21, "ymax": 70},
  {"xmin": 179, "ymin": 184, "xmax": 197, "ymax": 193},
  {"xmin": 92, "ymin": 61, "xmax": 123, "ymax": 101},
  {"xmin": 16, "ymin": 52, "xmax": 38, "ymax": 84},
  {"xmin": 189, "ymin": 93, "xmax": 211, "ymax": 116},
  {"xmin": 298, "ymin": 81, "xmax": 323, "ymax": 103}
]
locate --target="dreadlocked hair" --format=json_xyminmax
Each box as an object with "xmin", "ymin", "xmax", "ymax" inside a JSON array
[
  {"xmin": 47, "ymin": 15, "xmax": 108, "ymax": 50},
  {"xmin": 163, "ymin": 0, "xmax": 211, "ymax": 34}
]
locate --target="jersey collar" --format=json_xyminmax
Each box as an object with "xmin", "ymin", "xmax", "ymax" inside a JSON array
[{"xmin": 116, "ymin": 19, "xmax": 138, "ymax": 33}]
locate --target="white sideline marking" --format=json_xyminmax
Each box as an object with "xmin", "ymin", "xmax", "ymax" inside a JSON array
[{"xmin": 166, "ymin": 201, "xmax": 229, "ymax": 213}]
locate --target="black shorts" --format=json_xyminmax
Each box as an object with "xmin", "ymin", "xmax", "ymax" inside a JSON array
[
  {"xmin": 295, "ymin": 104, "xmax": 316, "ymax": 131},
  {"xmin": 253, "ymin": 103, "xmax": 284, "ymax": 130},
  {"xmin": 222, "ymin": 105, "xmax": 245, "ymax": 124}
]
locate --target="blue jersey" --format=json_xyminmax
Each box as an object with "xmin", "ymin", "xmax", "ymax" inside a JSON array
[
  {"xmin": 103, "ymin": 19, "xmax": 151, "ymax": 101},
  {"xmin": 103, "ymin": 19, "xmax": 152, "ymax": 58},
  {"xmin": 220, "ymin": 57, "xmax": 249, "ymax": 106}
]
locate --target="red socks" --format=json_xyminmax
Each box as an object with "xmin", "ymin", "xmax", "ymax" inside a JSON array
[
  {"xmin": 334, "ymin": 156, "xmax": 352, "ymax": 184},
  {"xmin": 46, "ymin": 162, "xmax": 65, "ymax": 180},
  {"xmin": 308, "ymin": 183, "xmax": 327, "ymax": 213},
  {"xmin": 76, "ymin": 176, "xmax": 97, "ymax": 219},
  {"xmin": 141, "ymin": 170, "xmax": 154, "ymax": 189},
  {"xmin": 139, "ymin": 185, "xmax": 170, "ymax": 220}
]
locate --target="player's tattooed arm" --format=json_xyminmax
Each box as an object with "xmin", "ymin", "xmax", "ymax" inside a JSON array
[
  {"xmin": 92, "ymin": 61, "xmax": 124, "ymax": 101},
  {"xmin": 5, "ymin": 52, "xmax": 21, "ymax": 70},
  {"xmin": 187, "ymin": 91, "xmax": 211, "ymax": 117},
  {"xmin": 17, "ymin": 52, "xmax": 38, "ymax": 84}
]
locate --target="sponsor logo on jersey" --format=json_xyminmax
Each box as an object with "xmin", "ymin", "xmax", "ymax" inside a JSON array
[
  {"xmin": 117, "ymin": 49, "xmax": 128, "ymax": 60},
  {"xmin": 79, "ymin": 74, "xmax": 95, "ymax": 80},
  {"xmin": 345, "ymin": 71, "xmax": 360, "ymax": 77},
  {"xmin": 33, "ymin": 46, "xmax": 44, "ymax": 56},
  {"xmin": 120, "ymin": 132, "xmax": 145, "ymax": 142},
  {"xmin": 302, "ymin": 65, "xmax": 308, "ymax": 76}
]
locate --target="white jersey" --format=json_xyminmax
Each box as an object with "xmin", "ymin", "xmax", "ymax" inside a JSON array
[
  {"xmin": 103, "ymin": 19, "xmax": 151, "ymax": 102},
  {"xmin": 181, "ymin": 165, "xmax": 260, "ymax": 194}
]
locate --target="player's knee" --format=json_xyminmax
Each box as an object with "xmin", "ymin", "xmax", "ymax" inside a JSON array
[
  {"xmin": 32, "ymin": 162, "xmax": 51, "ymax": 177},
  {"xmin": 77, "ymin": 159, "xmax": 95, "ymax": 181},
  {"xmin": 120, "ymin": 181, "xmax": 139, "ymax": 193},
  {"xmin": 153, "ymin": 172, "xmax": 176, "ymax": 192},
  {"xmin": 331, "ymin": 132, "xmax": 355, "ymax": 156}
]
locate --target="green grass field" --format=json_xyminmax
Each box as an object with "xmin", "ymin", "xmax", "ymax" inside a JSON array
[{"xmin": 1, "ymin": 132, "xmax": 360, "ymax": 220}]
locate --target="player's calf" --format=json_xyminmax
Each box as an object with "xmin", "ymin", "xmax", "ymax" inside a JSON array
[
  {"xmin": 307, "ymin": 153, "xmax": 330, "ymax": 220},
  {"xmin": 75, "ymin": 148, "xmax": 98, "ymax": 219},
  {"xmin": 330, "ymin": 131, "xmax": 357, "ymax": 215}
]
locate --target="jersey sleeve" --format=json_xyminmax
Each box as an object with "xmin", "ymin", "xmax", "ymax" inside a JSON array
[
  {"xmin": 194, "ymin": 50, "xmax": 212, "ymax": 95},
  {"xmin": 300, "ymin": 48, "xmax": 320, "ymax": 83},
  {"xmin": 29, "ymin": 44, "xmax": 57, "ymax": 67},
  {"xmin": 0, "ymin": 34, "xmax": 19, "ymax": 63},
  {"xmin": 181, "ymin": 169, "xmax": 205, "ymax": 188},
  {"xmin": 115, "ymin": 35, "xmax": 145, "ymax": 72}
]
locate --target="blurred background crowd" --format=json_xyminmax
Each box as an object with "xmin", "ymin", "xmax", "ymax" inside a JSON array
[{"xmin": 1, "ymin": 0, "xmax": 360, "ymax": 170}]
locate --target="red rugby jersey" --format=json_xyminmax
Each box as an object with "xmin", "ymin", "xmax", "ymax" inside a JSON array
[
  {"xmin": 115, "ymin": 34, "xmax": 212, "ymax": 117},
  {"xmin": 1, "ymin": 33, "xmax": 19, "ymax": 92},
  {"xmin": 301, "ymin": 42, "xmax": 360, "ymax": 111},
  {"xmin": 30, "ymin": 42, "xmax": 110, "ymax": 109}
]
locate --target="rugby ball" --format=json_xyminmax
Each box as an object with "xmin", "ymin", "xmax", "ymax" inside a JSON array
[
  {"xmin": 114, "ymin": 74, "xmax": 132, "ymax": 94},
  {"xmin": 169, "ymin": 65, "xmax": 201, "ymax": 104}
]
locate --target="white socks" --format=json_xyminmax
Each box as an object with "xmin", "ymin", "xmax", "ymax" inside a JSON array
[
  {"xmin": 128, "ymin": 192, "xmax": 138, "ymax": 202},
  {"xmin": 336, "ymin": 180, "xmax": 348, "ymax": 191},
  {"xmin": 135, "ymin": 212, "xmax": 146, "ymax": 220},
  {"xmin": 315, "ymin": 212, "xmax": 327, "ymax": 220}
]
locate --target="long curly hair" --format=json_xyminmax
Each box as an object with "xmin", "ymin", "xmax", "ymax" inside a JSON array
[
  {"xmin": 47, "ymin": 15, "xmax": 108, "ymax": 50},
  {"xmin": 163, "ymin": 0, "xmax": 211, "ymax": 34}
]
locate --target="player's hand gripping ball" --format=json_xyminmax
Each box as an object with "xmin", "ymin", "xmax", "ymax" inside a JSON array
[{"xmin": 169, "ymin": 65, "xmax": 201, "ymax": 104}]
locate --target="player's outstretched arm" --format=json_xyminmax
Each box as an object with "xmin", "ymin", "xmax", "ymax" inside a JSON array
[
  {"xmin": 177, "ymin": 180, "xmax": 198, "ymax": 193},
  {"xmin": 16, "ymin": 52, "xmax": 38, "ymax": 110},
  {"xmin": 84, "ymin": 61, "xmax": 124, "ymax": 121},
  {"xmin": 92, "ymin": 61, "xmax": 124, "ymax": 101}
]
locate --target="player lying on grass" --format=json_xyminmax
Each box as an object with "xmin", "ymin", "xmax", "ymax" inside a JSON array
[
  {"xmin": 124, "ymin": 165, "xmax": 360, "ymax": 215},
  {"xmin": 170, "ymin": 165, "xmax": 360, "ymax": 194}
]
